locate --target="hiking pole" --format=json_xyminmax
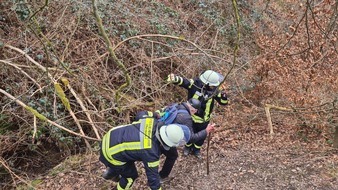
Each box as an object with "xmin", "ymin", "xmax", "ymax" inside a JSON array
[{"xmin": 206, "ymin": 131, "xmax": 212, "ymax": 175}]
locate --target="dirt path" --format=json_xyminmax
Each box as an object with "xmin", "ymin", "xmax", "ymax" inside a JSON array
[{"xmin": 36, "ymin": 131, "xmax": 338, "ymax": 190}]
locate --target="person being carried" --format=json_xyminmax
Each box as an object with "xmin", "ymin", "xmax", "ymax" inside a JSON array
[
  {"xmin": 99, "ymin": 117, "xmax": 190, "ymax": 190},
  {"xmin": 167, "ymin": 70, "xmax": 229, "ymax": 159},
  {"xmin": 135, "ymin": 98, "xmax": 215, "ymax": 183}
]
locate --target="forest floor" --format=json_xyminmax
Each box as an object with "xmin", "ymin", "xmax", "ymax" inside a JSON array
[
  {"xmin": 34, "ymin": 125, "xmax": 338, "ymax": 190},
  {"xmin": 2, "ymin": 1, "xmax": 337, "ymax": 190}
]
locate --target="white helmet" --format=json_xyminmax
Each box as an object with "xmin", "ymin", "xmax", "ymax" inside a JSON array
[
  {"xmin": 156, "ymin": 124, "xmax": 191, "ymax": 150},
  {"xmin": 199, "ymin": 70, "xmax": 222, "ymax": 86}
]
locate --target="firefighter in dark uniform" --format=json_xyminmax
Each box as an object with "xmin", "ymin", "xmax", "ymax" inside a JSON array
[
  {"xmin": 99, "ymin": 117, "xmax": 190, "ymax": 190},
  {"xmin": 167, "ymin": 70, "xmax": 229, "ymax": 159},
  {"xmin": 134, "ymin": 98, "xmax": 215, "ymax": 183}
]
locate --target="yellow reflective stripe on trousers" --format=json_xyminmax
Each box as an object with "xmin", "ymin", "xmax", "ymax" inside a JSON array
[
  {"xmin": 117, "ymin": 178, "xmax": 133, "ymax": 190},
  {"xmin": 220, "ymin": 99, "xmax": 228, "ymax": 104},
  {"xmin": 194, "ymin": 144, "xmax": 202, "ymax": 149},
  {"xmin": 185, "ymin": 143, "xmax": 192, "ymax": 147},
  {"xmin": 125, "ymin": 178, "xmax": 134, "ymax": 189},
  {"xmin": 147, "ymin": 160, "xmax": 160, "ymax": 168},
  {"xmin": 117, "ymin": 182, "xmax": 124, "ymax": 190}
]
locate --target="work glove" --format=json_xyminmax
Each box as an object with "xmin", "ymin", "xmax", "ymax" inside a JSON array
[
  {"xmin": 218, "ymin": 85, "xmax": 228, "ymax": 98},
  {"xmin": 166, "ymin": 73, "xmax": 179, "ymax": 83},
  {"xmin": 221, "ymin": 91, "xmax": 227, "ymax": 98}
]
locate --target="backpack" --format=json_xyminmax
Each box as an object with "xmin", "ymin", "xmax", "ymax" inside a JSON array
[{"xmin": 159, "ymin": 103, "xmax": 189, "ymax": 125}]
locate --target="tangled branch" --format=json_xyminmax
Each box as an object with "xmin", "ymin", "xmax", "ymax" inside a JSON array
[
  {"xmin": 0, "ymin": 88, "xmax": 99, "ymax": 141},
  {"xmin": 92, "ymin": 0, "xmax": 131, "ymax": 112},
  {"xmin": 3, "ymin": 44, "xmax": 101, "ymax": 143}
]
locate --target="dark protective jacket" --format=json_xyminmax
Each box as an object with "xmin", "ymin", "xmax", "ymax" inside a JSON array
[
  {"xmin": 173, "ymin": 103, "xmax": 208, "ymax": 143},
  {"xmin": 171, "ymin": 76, "xmax": 229, "ymax": 123},
  {"xmin": 101, "ymin": 118, "xmax": 161, "ymax": 190},
  {"xmin": 135, "ymin": 102, "xmax": 207, "ymax": 143}
]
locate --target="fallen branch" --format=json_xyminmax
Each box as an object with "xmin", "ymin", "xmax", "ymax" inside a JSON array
[
  {"xmin": 264, "ymin": 104, "xmax": 293, "ymax": 137},
  {"xmin": 32, "ymin": 115, "xmax": 37, "ymax": 143}
]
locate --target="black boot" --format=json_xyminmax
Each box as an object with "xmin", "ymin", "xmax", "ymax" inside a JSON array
[
  {"xmin": 102, "ymin": 168, "xmax": 121, "ymax": 182},
  {"xmin": 193, "ymin": 149, "xmax": 202, "ymax": 160},
  {"xmin": 183, "ymin": 146, "xmax": 192, "ymax": 156}
]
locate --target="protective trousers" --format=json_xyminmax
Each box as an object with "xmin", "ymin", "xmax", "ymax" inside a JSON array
[
  {"xmin": 99, "ymin": 153, "xmax": 138, "ymax": 189},
  {"xmin": 159, "ymin": 146, "xmax": 178, "ymax": 178},
  {"xmin": 185, "ymin": 121, "xmax": 209, "ymax": 151}
]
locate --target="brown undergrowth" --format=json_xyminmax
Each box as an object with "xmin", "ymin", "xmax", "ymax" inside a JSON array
[{"xmin": 0, "ymin": 0, "xmax": 337, "ymax": 189}]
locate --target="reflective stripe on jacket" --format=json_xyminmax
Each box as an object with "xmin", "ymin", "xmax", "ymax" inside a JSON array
[
  {"xmin": 174, "ymin": 103, "xmax": 207, "ymax": 143},
  {"xmin": 101, "ymin": 118, "xmax": 161, "ymax": 190},
  {"xmin": 172, "ymin": 76, "xmax": 229, "ymax": 123},
  {"xmin": 136, "ymin": 103, "xmax": 208, "ymax": 143}
]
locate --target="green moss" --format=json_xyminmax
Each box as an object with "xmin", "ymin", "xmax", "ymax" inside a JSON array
[
  {"xmin": 24, "ymin": 106, "xmax": 48, "ymax": 121},
  {"xmin": 15, "ymin": 179, "xmax": 42, "ymax": 190},
  {"xmin": 54, "ymin": 83, "xmax": 71, "ymax": 111}
]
